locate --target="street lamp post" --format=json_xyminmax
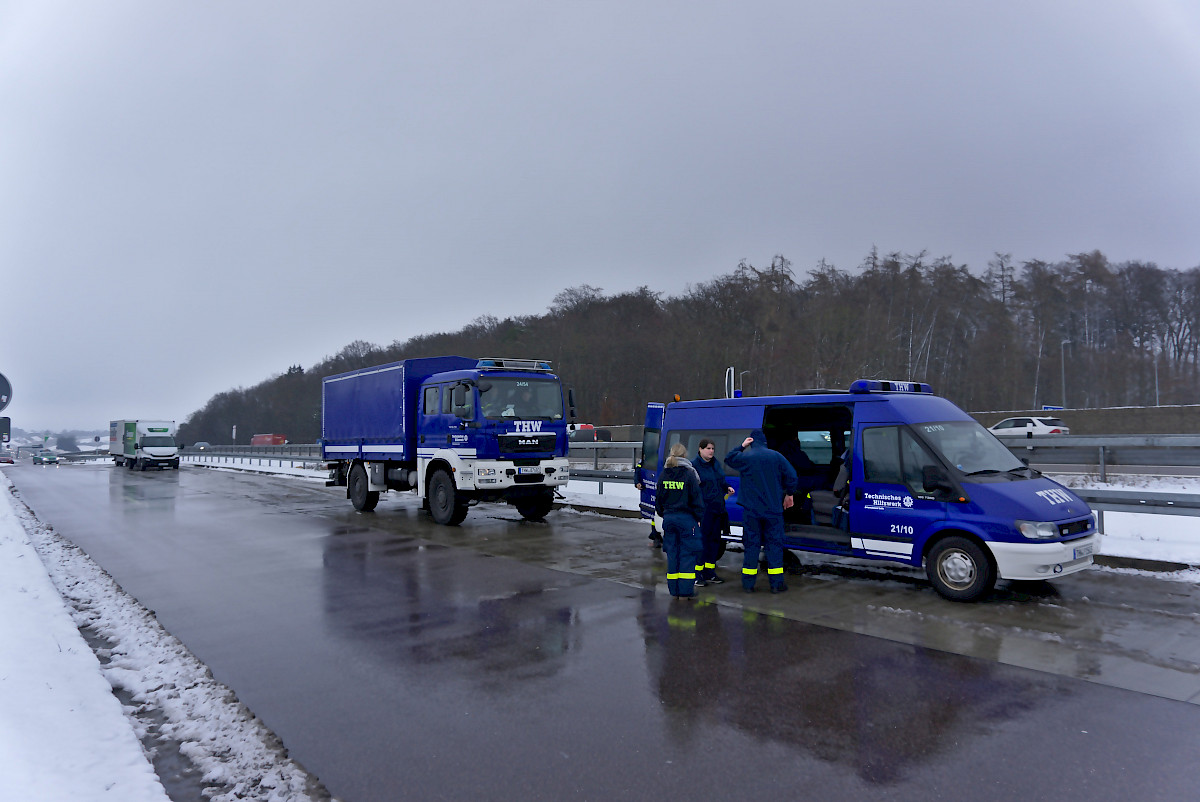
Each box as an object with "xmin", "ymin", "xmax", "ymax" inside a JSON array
[
  {"xmin": 1061, "ymin": 340, "xmax": 1071, "ymax": 409},
  {"xmin": 1155, "ymin": 356, "xmax": 1160, "ymax": 406}
]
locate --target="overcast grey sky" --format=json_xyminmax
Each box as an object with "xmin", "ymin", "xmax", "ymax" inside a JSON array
[{"xmin": 3, "ymin": 1, "xmax": 1198, "ymax": 431}]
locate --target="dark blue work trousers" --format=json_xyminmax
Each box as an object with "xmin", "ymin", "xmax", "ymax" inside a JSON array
[
  {"xmin": 741, "ymin": 511, "xmax": 786, "ymax": 591},
  {"xmin": 699, "ymin": 505, "xmax": 728, "ymax": 579},
  {"xmin": 663, "ymin": 512, "xmax": 702, "ymax": 597}
]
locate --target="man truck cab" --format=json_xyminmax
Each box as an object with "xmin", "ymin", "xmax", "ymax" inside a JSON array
[{"xmin": 640, "ymin": 380, "xmax": 1097, "ymax": 601}]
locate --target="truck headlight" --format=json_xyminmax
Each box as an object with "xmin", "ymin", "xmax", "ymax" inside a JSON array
[
  {"xmin": 1015, "ymin": 520, "xmax": 1058, "ymax": 539},
  {"xmin": 478, "ymin": 468, "xmax": 495, "ymax": 477}
]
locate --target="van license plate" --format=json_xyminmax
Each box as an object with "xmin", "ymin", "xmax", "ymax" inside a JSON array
[
  {"xmin": 517, "ymin": 466, "xmax": 540, "ymax": 475},
  {"xmin": 1074, "ymin": 544, "xmax": 1094, "ymax": 559}
]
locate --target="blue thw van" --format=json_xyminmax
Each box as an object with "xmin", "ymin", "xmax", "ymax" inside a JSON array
[{"xmin": 637, "ymin": 380, "xmax": 1098, "ymax": 601}]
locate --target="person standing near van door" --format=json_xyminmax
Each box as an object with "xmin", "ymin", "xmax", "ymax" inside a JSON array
[
  {"xmin": 726, "ymin": 429, "xmax": 798, "ymax": 593},
  {"xmin": 694, "ymin": 438, "xmax": 734, "ymax": 585},
  {"xmin": 655, "ymin": 443, "xmax": 705, "ymax": 599}
]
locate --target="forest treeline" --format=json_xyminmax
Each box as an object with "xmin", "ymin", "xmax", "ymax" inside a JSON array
[{"xmin": 177, "ymin": 249, "xmax": 1200, "ymax": 445}]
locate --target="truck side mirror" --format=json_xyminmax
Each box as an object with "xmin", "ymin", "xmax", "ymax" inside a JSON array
[
  {"xmin": 567, "ymin": 388, "xmax": 577, "ymax": 422},
  {"xmin": 452, "ymin": 383, "xmax": 472, "ymax": 418},
  {"xmin": 922, "ymin": 465, "xmax": 952, "ymax": 493}
]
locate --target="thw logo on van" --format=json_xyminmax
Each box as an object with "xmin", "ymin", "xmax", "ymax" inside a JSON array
[
  {"xmin": 1036, "ymin": 488, "xmax": 1074, "ymax": 505},
  {"xmin": 513, "ymin": 421, "xmax": 543, "ymax": 433}
]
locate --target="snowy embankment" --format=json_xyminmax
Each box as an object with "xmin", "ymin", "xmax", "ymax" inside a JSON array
[
  {"xmin": 1054, "ymin": 474, "xmax": 1200, "ymax": 566},
  {"xmin": 1, "ymin": 474, "xmax": 334, "ymax": 802}
]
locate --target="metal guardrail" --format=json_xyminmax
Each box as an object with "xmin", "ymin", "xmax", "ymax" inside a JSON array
[
  {"xmin": 565, "ymin": 441, "xmax": 641, "ymax": 488},
  {"xmin": 175, "ymin": 439, "xmax": 1200, "ymax": 516},
  {"xmin": 178, "ymin": 441, "xmax": 643, "ymax": 493},
  {"xmin": 1074, "ymin": 489, "xmax": 1200, "ymax": 516},
  {"xmin": 1001, "ymin": 434, "xmax": 1200, "ymax": 480},
  {"xmin": 182, "ymin": 446, "xmax": 322, "ymax": 471}
]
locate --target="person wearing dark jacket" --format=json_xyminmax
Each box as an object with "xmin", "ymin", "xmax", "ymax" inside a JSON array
[
  {"xmin": 726, "ymin": 429, "xmax": 798, "ymax": 593},
  {"xmin": 655, "ymin": 442, "xmax": 705, "ymax": 599},
  {"xmin": 693, "ymin": 439, "xmax": 733, "ymax": 584}
]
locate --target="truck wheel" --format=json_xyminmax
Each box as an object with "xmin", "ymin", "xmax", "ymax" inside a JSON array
[
  {"xmin": 348, "ymin": 464, "xmax": 379, "ymax": 512},
  {"xmin": 428, "ymin": 470, "xmax": 467, "ymax": 525},
  {"xmin": 138, "ymin": 459, "xmax": 148, "ymax": 471},
  {"xmin": 926, "ymin": 536, "xmax": 995, "ymax": 602},
  {"xmin": 516, "ymin": 490, "xmax": 554, "ymax": 521}
]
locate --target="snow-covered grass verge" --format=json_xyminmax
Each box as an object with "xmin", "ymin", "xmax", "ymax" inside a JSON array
[
  {"xmin": 1054, "ymin": 474, "xmax": 1200, "ymax": 566},
  {"xmin": 0, "ymin": 478, "xmax": 169, "ymax": 802},
  {"xmin": 2, "ymin": 475, "xmax": 335, "ymax": 802}
]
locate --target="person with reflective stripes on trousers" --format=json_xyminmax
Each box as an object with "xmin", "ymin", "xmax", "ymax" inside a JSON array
[
  {"xmin": 693, "ymin": 438, "xmax": 733, "ymax": 585},
  {"xmin": 655, "ymin": 443, "xmax": 705, "ymax": 599},
  {"xmin": 725, "ymin": 429, "xmax": 798, "ymax": 593}
]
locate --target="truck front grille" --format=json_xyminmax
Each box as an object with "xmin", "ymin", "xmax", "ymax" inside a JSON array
[{"xmin": 499, "ymin": 433, "xmax": 556, "ymax": 453}]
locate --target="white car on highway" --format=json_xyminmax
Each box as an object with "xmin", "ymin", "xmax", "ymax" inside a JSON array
[{"xmin": 988, "ymin": 416, "xmax": 1070, "ymax": 436}]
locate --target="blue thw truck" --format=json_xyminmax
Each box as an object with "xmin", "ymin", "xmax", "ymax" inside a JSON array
[
  {"xmin": 322, "ymin": 357, "xmax": 574, "ymax": 524},
  {"xmin": 638, "ymin": 379, "xmax": 1098, "ymax": 601}
]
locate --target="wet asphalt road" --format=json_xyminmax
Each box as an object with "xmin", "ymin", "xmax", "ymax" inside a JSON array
[{"xmin": 9, "ymin": 462, "xmax": 1200, "ymax": 801}]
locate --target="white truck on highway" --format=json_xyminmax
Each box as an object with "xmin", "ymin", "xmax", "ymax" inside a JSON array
[{"xmin": 109, "ymin": 419, "xmax": 180, "ymax": 470}]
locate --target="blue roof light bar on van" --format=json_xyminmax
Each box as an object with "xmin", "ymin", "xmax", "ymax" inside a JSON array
[
  {"xmin": 476, "ymin": 358, "xmax": 553, "ymax": 371},
  {"xmin": 848, "ymin": 379, "xmax": 934, "ymax": 394}
]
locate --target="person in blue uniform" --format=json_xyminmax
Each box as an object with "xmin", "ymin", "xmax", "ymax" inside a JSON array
[
  {"xmin": 725, "ymin": 429, "xmax": 798, "ymax": 593},
  {"xmin": 693, "ymin": 438, "xmax": 733, "ymax": 585},
  {"xmin": 654, "ymin": 443, "xmax": 705, "ymax": 599}
]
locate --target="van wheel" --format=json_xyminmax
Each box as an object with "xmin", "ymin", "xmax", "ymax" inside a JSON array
[
  {"xmin": 927, "ymin": 536, "xmax": 995, "ymax": 602},
  {"xmin": 428, "ymin": 470, "xmax": 467, "ymax": 525},
  {"xmin": 348, "ymin": 464, "xmax": 379, "ymax": 512}
]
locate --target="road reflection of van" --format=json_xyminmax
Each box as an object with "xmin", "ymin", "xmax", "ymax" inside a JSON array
[{"xmin": 638, "ymin": 380, "xmax": 1098, "ymax": 602}]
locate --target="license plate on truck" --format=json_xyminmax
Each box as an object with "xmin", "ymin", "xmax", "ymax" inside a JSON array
[
  {"xmin": 517, "ymin": 466, "xmax": 541, "ymax": 475},
  {"xmin": 1074, "ymin": 543, "xmax": 1094, "ymax": 559}
]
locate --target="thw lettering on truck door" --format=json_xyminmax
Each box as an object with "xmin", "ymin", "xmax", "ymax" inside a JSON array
[{"xmin": 514, "ymin": 421, "xmax": 543, "ymax": 432}]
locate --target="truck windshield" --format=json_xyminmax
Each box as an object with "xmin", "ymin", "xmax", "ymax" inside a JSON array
[
  {"xmin": 480, "ymin": 378, "xmax": 563, "ymax": 420},
  {"xmin": 915, "ymin": 421, "xmax": 1026, "ymax": 477},
  {"xmin": 141, "ymin": 436, "xmax": 176, "ymax": 447}
]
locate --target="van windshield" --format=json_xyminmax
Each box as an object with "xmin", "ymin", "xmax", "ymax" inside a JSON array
[
  {"xmin": 141, "ymin": 436, "xmax": 176, "ymax": 448},
  {"xmin": 915, "ymin": 421, "xmax": 1025, "ymax": 476},
  {"xmin": 479, "ymin": 378, "xmax": 563, "ymax": 420}
]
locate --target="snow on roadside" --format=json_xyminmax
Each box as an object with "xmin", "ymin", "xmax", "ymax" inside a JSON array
[
  {"xmin": 1054, "ymin": 473, "xmax": 1200, "ymax": 566},
  {"xmin": 3, "ymin": 476, "xmax": 336, "ymax": 802},
  {"xmin": 0, "ymin": 478, "xmax": 169, "ymax": 802}
]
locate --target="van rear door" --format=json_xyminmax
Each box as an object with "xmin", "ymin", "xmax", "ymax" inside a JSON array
[{"xmin": 638, "ymin": 403, "xmax": 664, "ymax": 521}]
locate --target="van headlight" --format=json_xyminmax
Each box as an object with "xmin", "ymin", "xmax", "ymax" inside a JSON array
[{"xmin": 1016, "ymin": 520, "xmax": 1057, "ymax": 539}]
